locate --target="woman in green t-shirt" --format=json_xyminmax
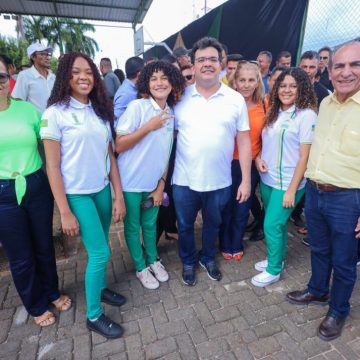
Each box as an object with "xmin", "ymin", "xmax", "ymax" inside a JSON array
[{"xmin": 0, "ymin": 56, "xmax": 71, "ymax": 327}]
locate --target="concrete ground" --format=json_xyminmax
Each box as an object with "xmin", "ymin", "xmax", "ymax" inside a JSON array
[{"xmin": 1, "ymin": 217, "xmax": 360, "ymax": 360}]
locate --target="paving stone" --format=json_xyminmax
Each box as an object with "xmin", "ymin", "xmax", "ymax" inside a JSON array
[
  {"xmin": 248, "ymin": 337, "xmax": 281, "ymax": 358},
  {"xmin": 254, "ymin": 321, "xmax": 282, "ymax": 338},
  {"xmin": 127, "ymin": 348, "xmax": 145, "ymax": 360},
  {"xmin": 278, "ymin": 315, "xmax": 308, "ymax": 342},
  {"xmin": 18, "ymin": 336, "xmax": 39, "ymax": 360},
  {"xmin": 167, "ymin": 307, "xmax": 195, "ymax": 322},
  {"xmin": 175, "ymin": 333, "xmax": 197, "ymax": 359},
  {"xmin": 205, "ymin": 321, "xmax": 234, "ymax": 339},
  {"xmin": 144, "ymin": 337, "xmax": 177, "ymax": 359},
  {"xmin": 184, "ymin": 316, "xmax": 208, "ymax": 345},
  {"xmin": 73, "ymin": 334, "xmax": 91, "ymax": 360},
  {"xmin": 0, "ymin": 318, "xmax": 11, "ymax": 343},
  {"xmin": 125, "ymin": 333, "xmax": 142, "ymax": 351},
  {"xmin": 232, "ymin": 344, "xmax": 255, "ymax": 360},
  {"xmin": 149, "ymin": 302, "xmax": 168, "ymax": 324},
  {"xmin": 211, "ymin": 305, "xmax": 240, "ymax": 322},
  {"xmin": 202, "ymin": 290, "xmax": 221, "ymax": 311},
  {"xmin": 301, "ymin": 337, "xmax": 332, "ymax": 358},
  {"xmin": 92, "ymin": 338, "xmax": 125, "ymax": 358},
  {"xmin": 195, "ymin": 338, "xmax": 229, "ymax": 359},
  {"xmin": 275, "ymin": 332, "xmax": 308, "ymax": 360},
  {"xmin": 193, "ymin": 302, "xmax": 215, "ymax": 326},
  {"xmin": 160, "ymin": 352, "xmax": 182, "ymax": 360},
  {"xmin": 324, "ymin": 350, "xmax": 346, "ymax": 360},
  {"xmin": 37, "ymin": 339, "xmax": 73, "ymax": 360},
  {"xmin": 155, "ymin": 320, "xmax": 187, "ymax": 340},
  {"xmin": 139, "ymin": 317, "xmax": 157, "ymax": 345}
]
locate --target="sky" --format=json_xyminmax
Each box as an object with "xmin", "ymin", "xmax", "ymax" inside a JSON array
[{"xmin": 0, "ymin": 0, "xmax": 227, "ymax": 70}]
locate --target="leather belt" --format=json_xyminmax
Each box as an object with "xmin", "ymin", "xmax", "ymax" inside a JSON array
[{"xmin": 309, "ymin": 180, "xmax": 342, "ymax": 192}]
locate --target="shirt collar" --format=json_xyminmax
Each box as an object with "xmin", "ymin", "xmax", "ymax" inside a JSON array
[
  {"xmin": 190, "ymin": 82, "xmax": 225, "ymax": 99},
  {"xmin": 69, "ymin": 96, "xmax": 92, "ymax": 109},
  {"xmin": 124, "ymin": 78, "xmax": 137, "ymax": 90},
  {"xmin": 329, "ymin": 89, "xmax": 360, "ymax": 105},
  {"xmin": 149, "ymin": 96, "xmax": 168, "ymax": 111},
  {"xmin": 30, "ymin": 65, "xmax": 52, "ymax": 79},
  {"xmin": 279, "ymin": 104, "xmax": 296, "ymax": 114}
]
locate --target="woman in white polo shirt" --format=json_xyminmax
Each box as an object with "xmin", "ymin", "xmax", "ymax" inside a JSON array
[
  {"xmin": 40, "ymin": 53, "xmax": 126, "ymax": 339},
  {"xmin": 116, "ymin": 61, "xmax": 185, "ymax": 290},
  {"xmin": 252, "ymin": 67, "xmax": 317, "ymax": 287}
]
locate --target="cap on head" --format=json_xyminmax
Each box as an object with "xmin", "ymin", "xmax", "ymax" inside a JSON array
[
  {"xmin": 173, "ymin": 47, "xmax": 188, "ymax": 58},
  {"xmin": 27, "ymin": 42, "xmax": 53, "ymax": 58}
]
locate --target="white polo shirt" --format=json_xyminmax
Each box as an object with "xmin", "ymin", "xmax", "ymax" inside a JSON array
[
  {"xmin": 40, "ymin": 97, "xmax": 111, "ymax": 194},
  {"xmin": 172, "ymin": 83, "xmax": 249, "ymax": 192},
  {"xmin": 260, "ymin": 106, "xmax": 317, "ymax": 190},
  {"xmin": 12, "ymin": 66, "xmax": 56, "ymax": 113},
  {"xmin": 116, "ymin": 97, "xmax": 174, "ymax": 192}
]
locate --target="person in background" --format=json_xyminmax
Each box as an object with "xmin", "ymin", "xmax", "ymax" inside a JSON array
[
  {"xmin": 19, "ymin": 63, "xmax": 31, "ymax": 72},
  {"xmin": 0, "ymin": 57, "xmax": 71, "ymax": 328},
  {"xmin": 100, "ymin": 57, "xmax": 120, "ymax": 100},
  {"xmin": 173, "ymin": 47, "xmax": 191, "ymax": 67},
  {"xmin": 220, "ymin": 61, "xmax": 266, "ymax": 260},
  {"xmin": 287, "ymin": 41, "xmax": 360, "ymax": 342},
  {"xmin": 257, "ymin": 50, "xmax": 272, "ymax": 94},
  {"xmin": 276, "ymin": 51, "xmax": 292, "ymax": 67},
  {"xmin": 12, "ymin": 42, "xmax": 55, "ymax": 113},
  {"xmin": 0, "ymin": 55, "xmax": 16, "ymax": 92},
  {"xmin": 318, "ymin": 46, "xmax": 333, "ymax": 91},
  {"xmin": 252, "ymin": 67, "xmax": 317, "ymax": 287},
  {"xmin": 113, "ymin": 56, "xmax": 144, "ymax": 121},
  {"xmin": 222, "ymin": 54, "xmax": 243, "ymax": 85},
  {"xmin": 115, "ymin": 61, "xmax": 185, "ymax": 290},
  {"xmin": 41, "ymin": 52, "xmax": 126, "ymax": 339},
  {"xmin": 114, "ymin": 69, "xmax": 125, "ymax": 84},
  {"xmin": 219, "ymin": 43, "xmax": 228, "ymax": 80},
  {"xmin": 180, "ymin": 65, "xmax": 195, "ymax": 86},
  {"xmin": 162, "ymin": 54, "xmax": 180, "ymax": 69}
]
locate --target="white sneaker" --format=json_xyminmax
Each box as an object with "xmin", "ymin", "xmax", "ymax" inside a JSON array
[
  {"xmin": 136, "ymin": 267, "xmax": 159, "ymax": 289},
  {"xmin": 254, "ymin": 259, "xmax": 284, "ymax": 272},
  {"xmin": 251, "ymin": 271, "xmax": 280, "ymax": 287},
  {"xmin": 150, "ymin": 261, "xmax": 169, "ymax": 282},
  {"xmin": 254, "ymin": 259, "xmax": 268, "ymax": 272}
]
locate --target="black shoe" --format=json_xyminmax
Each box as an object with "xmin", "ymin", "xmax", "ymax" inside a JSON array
[
  {"xmin": 302, "ymin": 237, "xmax": 310, "ymax": 247},
  {"xmin": 182, "ymin": 265, "xmax": 196, "ymax": 286},
  {"xmin": 286, "ymin": 289, "xmax": 329, "ymax": 306},
  {"xmin": 199, "ymin": 260, "xmax": 222, "ymax": 281},
  {"xmin": 246, "ymin": 219, "xmax": 259, "ymax": 232},
  {"xmin": 291, "ymin": 214, "xmax": 306, "ymax": 228},
  {"xmin": 249, "ymin": 228, "xmax": 264, "ymax": 242},
  {"xmin": 318, "ymin": 313, "xmax": 346, "ymax": 341},
  {"xmin": 86, "ymin": 314, "xmax": 124, "ymax": 339},
  {"xmin": 101, "ymin": 288, "xmax": 127, "ymax": 307}
]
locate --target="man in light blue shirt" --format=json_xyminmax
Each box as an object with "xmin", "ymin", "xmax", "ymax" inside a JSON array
[{"xmin": 113, "ymin": 56, "xmax": 144, "ymax": 124}]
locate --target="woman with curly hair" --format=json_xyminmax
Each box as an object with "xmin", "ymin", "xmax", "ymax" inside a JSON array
[
  {"xmin": 40, "ymin": 52, "xmax": 126, "ymax": 338},
  {"xmin": 220, "ymin": 61, "xmax": 266, "ymax": 260},
  {"xmin": 251, "ymin": 67, "xmax": 317, "ymax": 287},
  {"xmin": 0, "ymin": 57, "xmax": 71, "ymax": 328},
  {"xmin": 116, "ymin": 61, "xmax": 185, "ymax": 289}
]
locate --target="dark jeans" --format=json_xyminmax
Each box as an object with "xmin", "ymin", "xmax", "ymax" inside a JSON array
[
  {"xmin": 0, "ymin": 170, "xmax": 60, "ymax": 316},
  {"xmin": 305, "ymin": 182, "xmax": 360, "ymax": 318},
  {"xmin": 220, "ymin": 160, "xmax": 259, "ymax": 253},
  {"xmin": 173, "ymin": 185, "xmax": 231, "ymax": 266}
]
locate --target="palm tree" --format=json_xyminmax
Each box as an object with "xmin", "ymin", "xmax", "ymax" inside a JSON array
[{"xmin": 23, "ymin": 16, "xmax": 50, "ymax": 44}]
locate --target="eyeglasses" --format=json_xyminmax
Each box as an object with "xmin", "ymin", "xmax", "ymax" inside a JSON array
[
  {"xmin": 0, "ymin": 72, "xmax": 10, "ymax": 84},
  {"xmin": 36, "ymin": 51, "xmax": 52, "ymax": 57},
  {"xmin": 184, "ymin": 74, "xmax": 193, "ymax": 80},
  {"xmin": 319, "ymin": 56, "xmax": 328, "ymax": 60},
  {"xmin": 195, "ymin": 56, "xmax": 219, "ymax": 64}
]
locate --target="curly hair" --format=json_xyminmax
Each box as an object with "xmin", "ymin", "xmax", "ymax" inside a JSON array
[
  {"xmin": 229, "ymin": 61, "xmax": 265, "ymax": 105},
  {"xmin": 265, "ymin": 67, "xmax": 317, "ymax": 127},
  {"xmin": 47, "ymin": 52, "xmax": 115, "ymax": 137},
  {"xmin": 137, "ymin": 60, "xmax": 186, "ymax": 107}
]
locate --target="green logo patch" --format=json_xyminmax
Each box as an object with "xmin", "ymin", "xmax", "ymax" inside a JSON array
[{"xmin": 40, "ymin": 119, "xmax": 48, "ymax": 127}]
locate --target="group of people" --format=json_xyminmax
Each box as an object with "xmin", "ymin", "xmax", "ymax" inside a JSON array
[{"xmin": 0, "ymin": 36, "xmax": 359, "ymax": 343}]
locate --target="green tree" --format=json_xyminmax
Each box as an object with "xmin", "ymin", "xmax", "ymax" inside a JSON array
[
  {"xmin": 0, "ymin": 35, "xmax": 29, "ymax": 69},
  {"xmin": 23, "ymin": 16, "xmax": 50, "ymax": 44}
]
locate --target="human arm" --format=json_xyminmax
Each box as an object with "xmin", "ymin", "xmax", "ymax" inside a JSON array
[
  {"xmin": 115, "ymin": 110, "xmax": 174, "ymax": 153},
  {"xmin": 11, "ymin": 72, "xmax": 28, "ymax": 101},
  {"xmin": 108, "ymin": 142, "xmax": 126, "ymax": 222},
  {"xmin": 236, "ymin": 130, "xmax": 252, "ymax": 203},
  {"xmin": 255, "ymin": 155, "xmax": 268, "ymax": 172},
  {"xmin": 355, "ymin": 217, "xmax": 360, "ymax": 239},
  {"xmin": 43, "ymin": 139, "xmax": 79, "ymax": 236},
  {"xmin": 282, "ymin": 144, "xmax": 311, "ymax": 208},
  {"xmin": 148, "ymin": 169, "xmax": 167, "ymax": 206}
]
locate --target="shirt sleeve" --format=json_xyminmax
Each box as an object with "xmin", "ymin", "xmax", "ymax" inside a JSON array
[
  {"xmin": 236, "ymin": 97, "xmax": 250, "ymax": 131},
  {"xmin": 40, "ymin": 107, "xmax": 61, "ymax": 141},
  {"xmin": 116, "ymin": 100, "xmax": 141, "ymax": 135},
  {"xmin": 12, "ymin": 71, "xmax": 29, "ymax": 101},
  {"xmin": 299, "ymin": 109, "xmax": 317, "ymax": 144},
  {"xmin": 33, "ymin": 108, "xmax": 42, "ymax": 139}
]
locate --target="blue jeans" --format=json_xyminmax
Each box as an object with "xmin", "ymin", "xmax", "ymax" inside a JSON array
[
  {"xmin": 0, "ymin": 170, "xmax": 60, "ymax": 316},
  {"xmin": 173, "ymin": 185, "xmax": 231, "ymax": 266},
  {"xmin": 219, "ymin": 160, "xmax": 259, "ymax": 253},
  {"xmin": 306, "ymin": 182, "xmax": 360, "ymax": 318}
]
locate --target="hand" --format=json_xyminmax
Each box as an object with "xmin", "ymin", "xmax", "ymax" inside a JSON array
[
  {"xmin": 147, "ymin": 110, "xmax": 174, "ymax": 131},
  {"xmin": 236, "ymin": 181, "xmax": 251, "ymax": 203},
  {"xmin": 355, "ymin": 216, "xmax": 360, "ymax": 239},
  {"xmin": 255, "ymin": 157, "xmax": 268, "ymax": 173},
  {"xmin": 148, "ymin": 188, "xmax": 163, "ymax": 207},
  {"xmin": 61, "ymin": 212, "xmax": 79, "ymax": 236},
  {"xmin": 112, "ymin": 197, "xmax": 126, "ymax": 223},
  {"xmin": 283, "ymin": 190, "xmax": 295, "ymax": 208}
]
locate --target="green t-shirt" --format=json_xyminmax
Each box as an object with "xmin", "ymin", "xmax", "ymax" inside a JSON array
[{"xmin": 0, "ymin": 99, "xmax": 42, "ymax": 203}]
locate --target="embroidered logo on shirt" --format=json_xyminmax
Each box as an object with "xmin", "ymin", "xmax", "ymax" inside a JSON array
[
  {"xmin": 40, "ymin": 119, "xmax": 48, "ymax": 127},
  {"xmin": 71, "ymin": 113, "xmax": 81, "ymax": 125}
]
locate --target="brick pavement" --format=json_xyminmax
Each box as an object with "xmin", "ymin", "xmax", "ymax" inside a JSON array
[{"xmin": 1, "ymin": 218, "xmax": 360, "ymax": 360}]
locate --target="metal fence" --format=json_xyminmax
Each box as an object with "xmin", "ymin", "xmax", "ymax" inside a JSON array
[{"xmin": 302, "ymin": 0, "xmax": 360, "ymax": 52}]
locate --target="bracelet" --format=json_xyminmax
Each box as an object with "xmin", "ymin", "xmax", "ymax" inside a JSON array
[{"xmin": 159, "ymin": 177, "xmax": 166, "ymax": 183}]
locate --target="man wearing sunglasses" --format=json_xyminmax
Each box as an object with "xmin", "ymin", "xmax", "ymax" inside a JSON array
[
  {"xmin": 180, "ymin": 65, "xmax": 195, "ymax": 86},
  {"xmin": 12, "ymin": 42, "xmax": 55, "ymax": 113},
  {"xmin": 318, "ymin": 46, "xmax": 334, "ymax": 91}
]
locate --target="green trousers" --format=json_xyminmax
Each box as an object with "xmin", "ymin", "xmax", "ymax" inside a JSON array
[
  {"xmin": 260, "ymin": 181, "xmax": 305, "ymax": 275},
  {"xmin": 67, "ymin": 185, "xmax": 112, "ymax": 320},
  {"xmin": 123, "ymin": 192, "xmax": 159, "ymax": 271}
]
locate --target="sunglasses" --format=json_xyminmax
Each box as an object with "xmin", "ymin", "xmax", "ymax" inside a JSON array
[
  {"xmin": 0, "ymin": 72, "xmax": 10, "ymax": 84},
  {"xmin": 319, "ymin": 56, "xmax": 328, "ymax": 60},
  {"xmin": 184, "ymin": 74, "xmax": 193, "ymax": 80}
]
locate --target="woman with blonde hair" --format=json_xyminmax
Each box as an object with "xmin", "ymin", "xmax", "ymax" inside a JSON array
[{"xmin": 220, "ymin": 61, "xmax": 266, "ymax": 260}]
